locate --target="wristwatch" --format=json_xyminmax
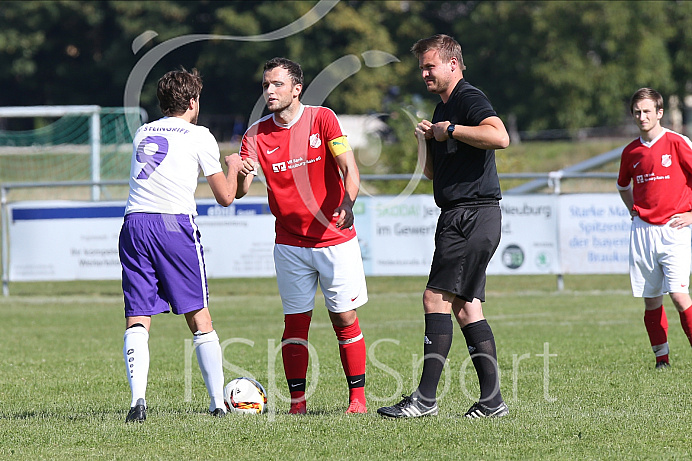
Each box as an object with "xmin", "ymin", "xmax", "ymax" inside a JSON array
[{"xmin": 447, "ymin": 124, "xmax": 456, "ymax": 139}]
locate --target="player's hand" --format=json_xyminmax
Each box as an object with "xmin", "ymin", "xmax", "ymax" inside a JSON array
[
  {"xmin": 669, "ymin": 211, "xmax": 692, "ymax": 229},
  {"xmin": 238, "ymin": 157, "xmax": 256, "ymax": 177},
  {"xmin": 333, "ymin": 203, "xmax": 354, "ymax": 230},
  {"xmin": 416, "ymin": 120, "xmax": 434, "ymax": 140},
  {"xmin": 431, "ymin": 121, "xmax": 452, "ymax": 142},
  {"xmin": 225, "ymin": 153, "xmax": 243, "ymax": 173}
]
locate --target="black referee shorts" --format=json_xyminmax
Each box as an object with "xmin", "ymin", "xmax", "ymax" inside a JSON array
[{"xmin": 426, "ymin": 204, "xmax": 501, "ymax": 302}]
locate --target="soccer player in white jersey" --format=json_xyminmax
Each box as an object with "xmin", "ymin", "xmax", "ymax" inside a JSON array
[
  {"xmin": 119, "ymin": 68, "xmax": 243, "ymax": 422},
  {"xmin": 235, "ymin": 57, "xmax": 368, "ymax": 414},
  {"xmin": 617, "ymin": 87, "xmax": 692, "ymax": 369}
]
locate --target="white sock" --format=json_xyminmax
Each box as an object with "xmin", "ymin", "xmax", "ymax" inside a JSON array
[
  {"xmin": 123, "ymin": 325, "xmax": 149, "ymax": 408},
  {"xmin": 194, "ymin": 330, "xmax": 226, "ymax": 412}
]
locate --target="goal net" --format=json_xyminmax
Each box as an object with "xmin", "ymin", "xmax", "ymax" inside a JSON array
[{"xmin": 0, "ymin": 106, "xmax": 146, "ymax": 201}]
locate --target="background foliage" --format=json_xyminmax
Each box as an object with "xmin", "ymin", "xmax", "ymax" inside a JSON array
[{"xmin": 1, "ymin": 0, "xmax": 692, "ymax": 137}]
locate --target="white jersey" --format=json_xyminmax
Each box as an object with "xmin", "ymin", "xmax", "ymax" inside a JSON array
[{"xmin": 125, "ymin": 117, "xmax": 222, "ymax": 215}]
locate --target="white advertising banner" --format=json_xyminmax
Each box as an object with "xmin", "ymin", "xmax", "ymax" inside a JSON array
[
  {"xmin": 7, "ymin": 198, "xmax": 276, "ymax": 282},
  {"xmin": 557, "ymin": 194, "xmax": 631, "ymax": 274},
  {"xmin": 5, "ymin": 194, "xmax": 631, "ymax": 283},
  {"xmin": 9, "ymin": 201, "xmax": 124, "ymax": 281},
  {"xmin": 355, "ymin": 195, "xmax": 561, "ymax": 276},
  {"xmin": 194, "ymin": 200, "xmax": 276, "ymax": 277},
  {"xmin": 488, "ymin": 195, "xmax": 559, "ymax": 275},
  {"xmin": 354, "ymin": 195, "xmax": 439, "ymax": 276}
]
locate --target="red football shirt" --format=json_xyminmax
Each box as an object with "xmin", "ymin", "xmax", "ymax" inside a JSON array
[
  {"xmin": 617, "ymin": 129, "xmax": 692, "ymax": 225},
  {"xmin": 240, "ymin": 104, "xmax": 356, "ymax": 247}
]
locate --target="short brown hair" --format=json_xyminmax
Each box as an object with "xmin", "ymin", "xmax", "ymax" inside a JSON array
[
  {"xmin": 264, "ymin": 57, "xmax": 304, "ymax": 86},
  {"xmin": 157, "ymin": 67, "xmax": 203, "ymax": 116},
  {"xmin": 630, "ymin": 87, "xmax": 664, "ymax": 114},
  {"xmin": 411, "ymin": 34, "xmax": 466, "ymax": 71}
]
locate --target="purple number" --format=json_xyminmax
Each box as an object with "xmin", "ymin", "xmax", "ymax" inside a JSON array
[{"xmin": 135, "ymin": 136, "xmax": 169, "ymax": 179}]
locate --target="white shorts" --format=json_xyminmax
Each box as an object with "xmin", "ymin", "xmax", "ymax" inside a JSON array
[
  {"xmin": 629, "ymin": 216, "xmax": 692, "ymax": 298},
  {"xmin": 274, "ymin": 237, "xmax": 368, "ymax": 315}
]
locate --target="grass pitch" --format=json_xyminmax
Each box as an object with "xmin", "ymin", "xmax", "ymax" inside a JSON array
[{"xmin": 1, "ymin": 275, "xmax": 691, "ymax": 460}]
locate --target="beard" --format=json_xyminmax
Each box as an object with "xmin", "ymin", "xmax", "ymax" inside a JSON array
[
  {"xmin": 426, "ymin": 79, "xmax": 448, "ymax": 95},
  {"xmin": 267, "ymin": 98, "xmax": 291, "ymax": 114}
]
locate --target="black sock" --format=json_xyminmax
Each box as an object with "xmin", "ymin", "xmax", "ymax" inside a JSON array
[
  {"xmin": 461, "ymin": 319, "xmax": 503, "ymax": 407},
  {"xmin": 416, "ymin": 313, "xmax": 453, "ymax": 405}
]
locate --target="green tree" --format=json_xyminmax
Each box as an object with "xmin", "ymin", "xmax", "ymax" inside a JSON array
[
  {"xmin": 1, "ymin": 0, "xmax": 691, "ymax": 139},
  {"xmin": 199, "ymin": 1, "xmax": 401, "ymax": 118},
  {"xmin": 438, "ymin": 1, "xmax": 676, "ymax": 132}
]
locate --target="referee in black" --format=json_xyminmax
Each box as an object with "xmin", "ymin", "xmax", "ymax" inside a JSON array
[{"xmin": 378, "ymin": 34, "xmax": 511, "ymax": 419}]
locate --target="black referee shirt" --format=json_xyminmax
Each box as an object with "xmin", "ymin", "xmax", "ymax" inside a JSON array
[{"xmin": 429, "ymin": 78, "xmax": 502, "ymax": 209}]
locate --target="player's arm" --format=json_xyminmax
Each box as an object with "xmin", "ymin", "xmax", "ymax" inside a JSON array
[
  {"xmin": 616, "ymin": 157, "xmax": 636, "ymax": 218},
  {"xmin": 669, "ymin": 210, "xmax": 692, "ymax": 229},
  {"xmin": 671, "ymin": 140, "xmax": 692, "ymax": 228},
  {"xmin": 235, "ymin": 157, "xmax": 256, "ymax": 199},
  {"xmin": 330, "ymin": 136, "xmax": 359, "ymax": 229},
  {"xmin": 416, "ymin": 120, "xmax": 434, "ymax": 179},
  {"xmin": 617, "ymin": 185, "xmax": 637, "ymax": 218},
  {"xmin": 236, "ymin": 133, "xmax": 259, "ymax": 199},
  {"xmin": 206, "ymin": 154, "xmax": 243, "ymax": 207},
  {"xmin": 432, "ymin": 116, "xmax": 510, "ymax": 150}
]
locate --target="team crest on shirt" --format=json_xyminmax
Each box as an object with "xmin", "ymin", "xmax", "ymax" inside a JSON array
[
  {"xmin": 661, "ymin": 154, "xmax": 672, "ymax": 168},
  {"xmin": 309, "ymin": 133, "xmax": 322, "ymax": 148}
]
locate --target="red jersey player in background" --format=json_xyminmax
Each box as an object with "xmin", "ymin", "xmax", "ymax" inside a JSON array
[
  {"xmin": 617, "ymin": 87, "xmax": 692, "ymax": 369},
  {"xmin": 235, "ymin": 57, "xmax": 368, "ymax": 414}
]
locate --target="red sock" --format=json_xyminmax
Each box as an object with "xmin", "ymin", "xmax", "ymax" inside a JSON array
[
  {"xmin": 644, "ymin": 306, "xmax": 669, "ymax": 362},
  {"xmin": 679, "ymin": 306, "xmax": 692, "ymax": 347},
  {"xmin": 282, "ymin": 313, "xmax": 311, "ymax": 403},
  {"xmin": 333, "ymin": 318, "xmax": 366, "ymax": 403}
]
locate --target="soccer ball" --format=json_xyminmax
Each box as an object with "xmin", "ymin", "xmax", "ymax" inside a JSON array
[{"xmin": 224, "ymin": 377, "xmax": 267, "ymax": 414}]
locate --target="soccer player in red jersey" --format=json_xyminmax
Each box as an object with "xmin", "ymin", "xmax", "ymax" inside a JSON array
[
  {"xmin": 617, "ymin": 87, "xmax": 692, "ymax": 369},
  {"xmin": 236, "ymin": 57, "xmax": 367, "ymax": 414}
]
